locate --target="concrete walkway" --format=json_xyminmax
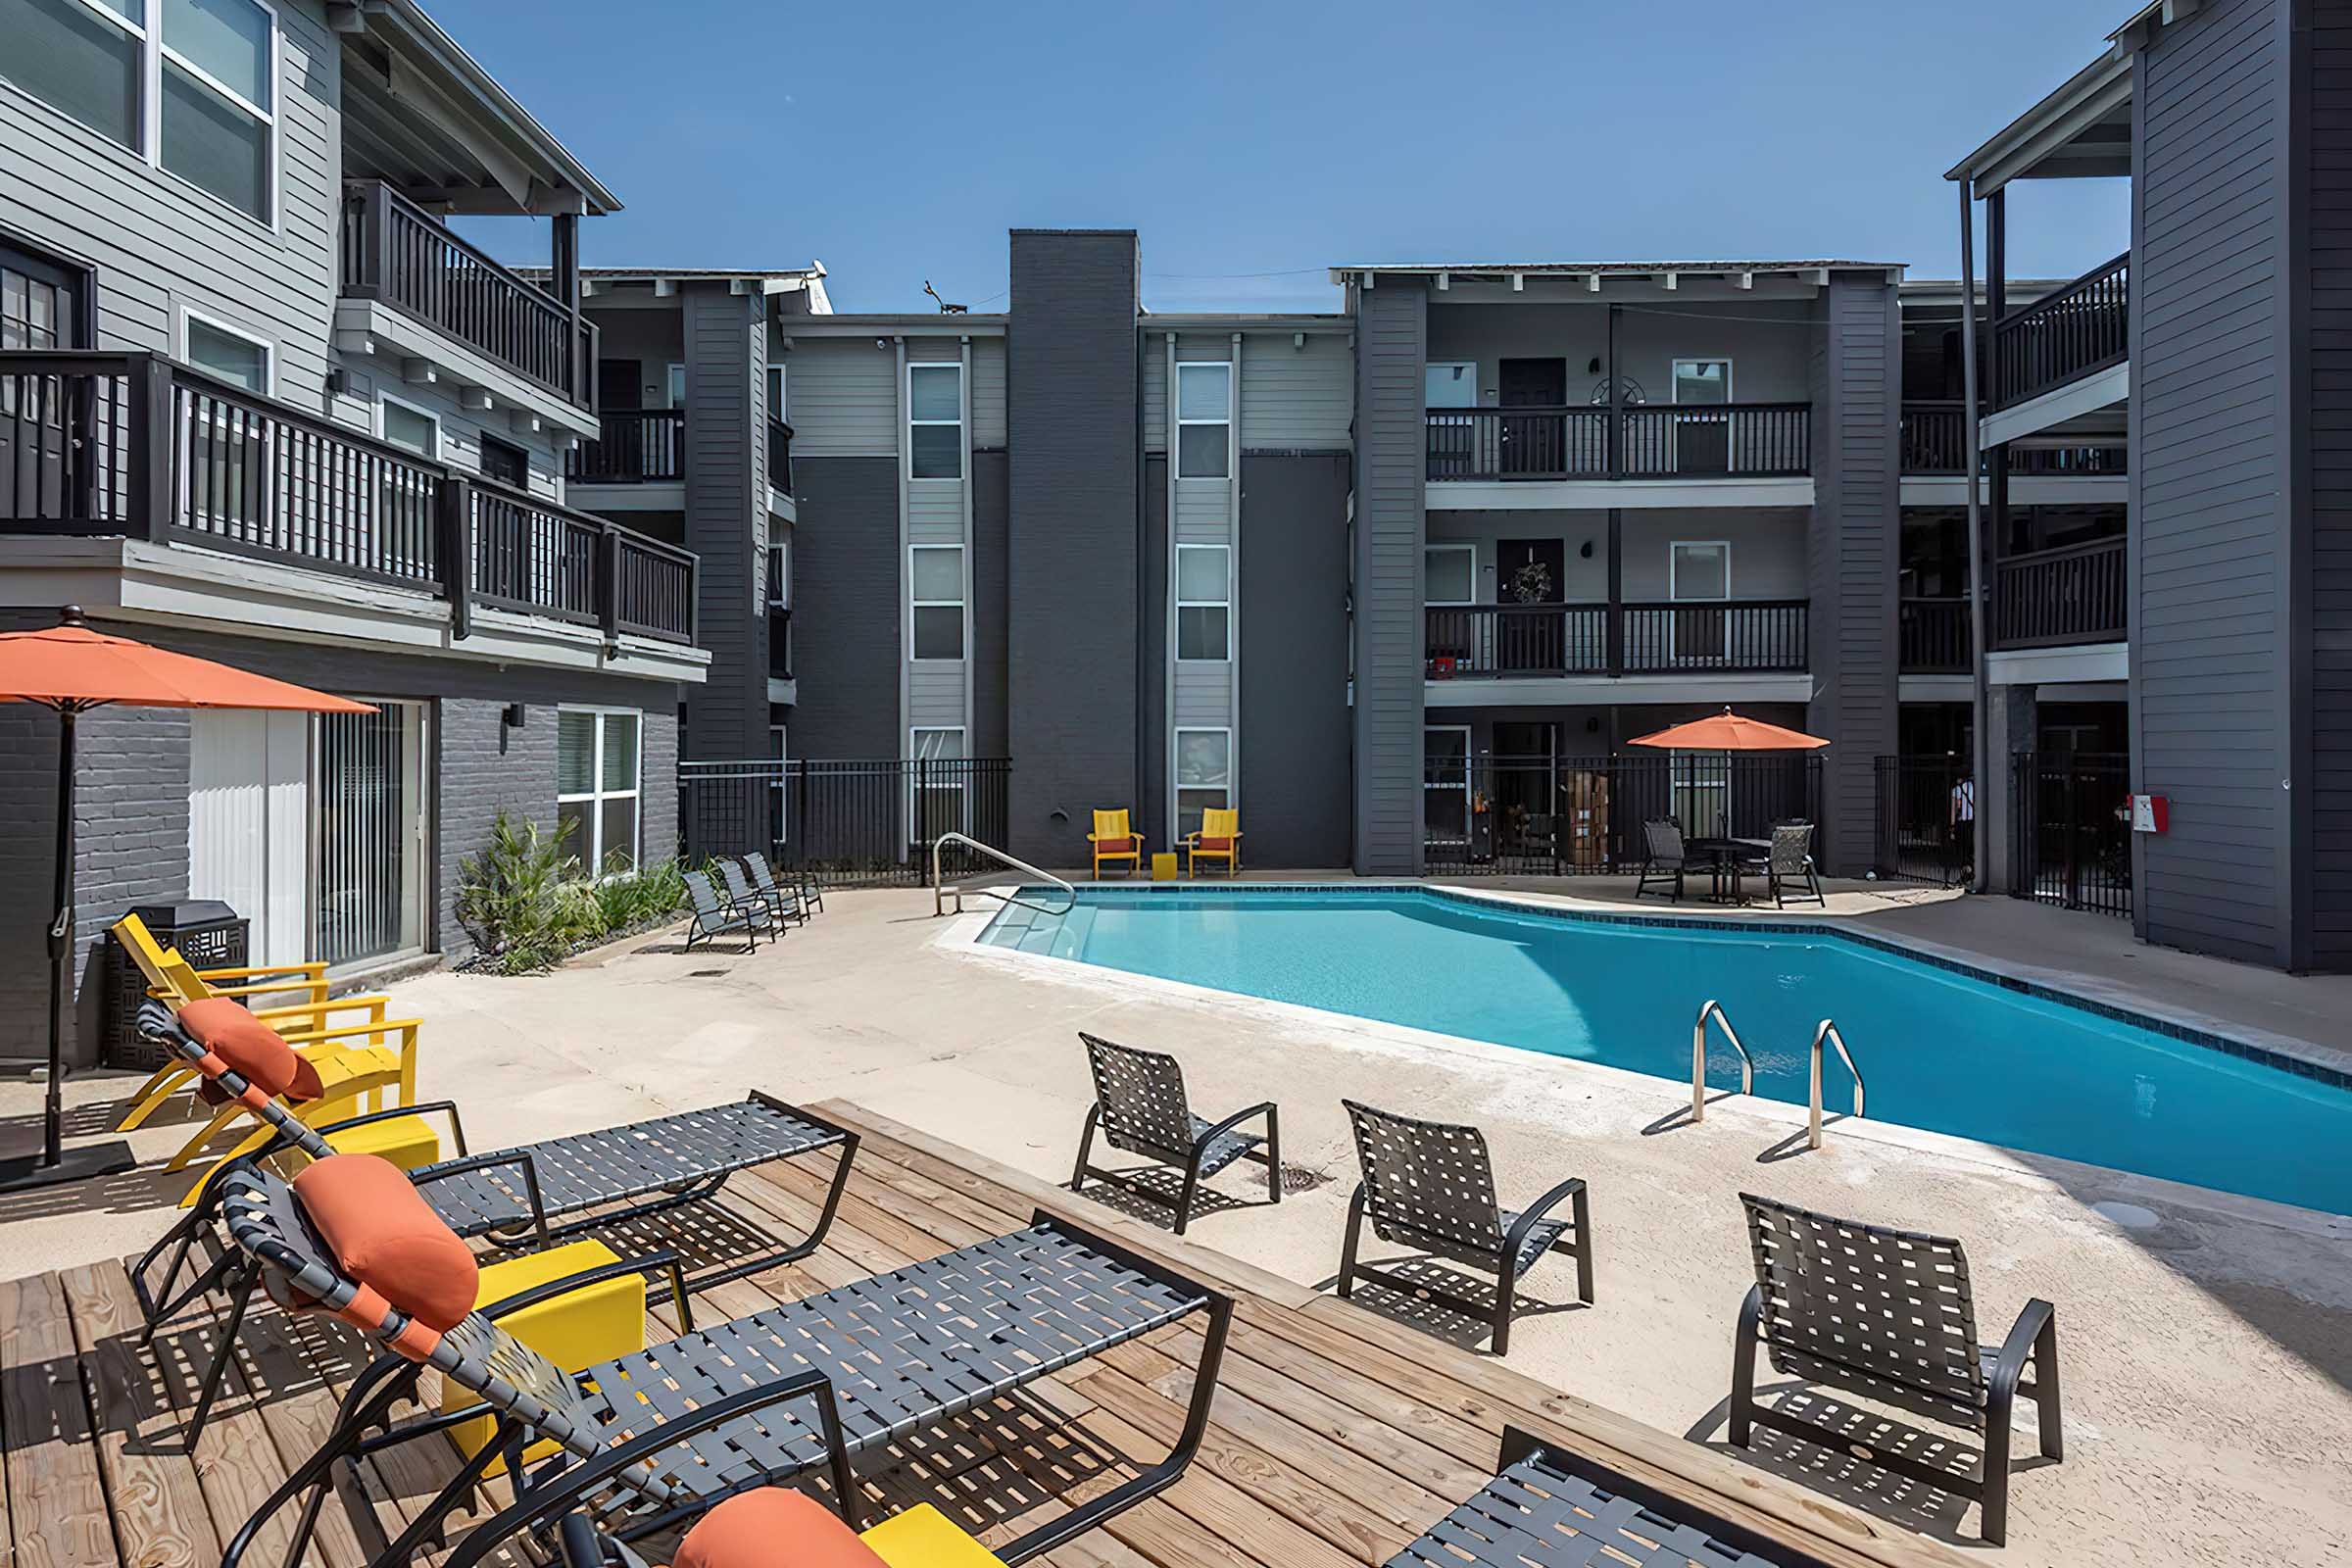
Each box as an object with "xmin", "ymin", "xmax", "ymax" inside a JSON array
[{"xmin": 2, "ymin": 883, "xmax": 2346, "ymax": 1567}]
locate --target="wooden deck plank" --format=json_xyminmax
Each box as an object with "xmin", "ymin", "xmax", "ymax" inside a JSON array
[
  {"xmin": 58, "ymin": 1264, "xmax": 222, "ymax": 1568},
  {"xmin": 0, "ymin": 1272, "xmax": 119, "ymax": 1568}
]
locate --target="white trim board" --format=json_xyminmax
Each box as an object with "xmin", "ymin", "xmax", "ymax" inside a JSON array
[
  {"xmin": 1979, "ymin": 362, "xmax": 2130, "ymax": 450},
  {"xmin": 1986, "ymin": 642, "xmax": 2128, "ymax": 686},
  {"xmin": 1430, "ymin": 477, "xmax": 1816, "ymax": 511},
  {"xmin": 1424, "ymin": 673, "xmax": 1812, "ymax": 708},
  {"xmin": 1900, "ymin": 475, "xmax": 2128, "ymax": 507}
]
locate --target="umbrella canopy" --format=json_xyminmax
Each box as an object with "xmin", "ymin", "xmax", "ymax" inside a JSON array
[
  {"xmin": 1628, "ymin": 707, "xmax": 1829, "ymax": 752},
  {"xmin": 0, "ymin": 622, "xmax": 375, "ymax": 714}
]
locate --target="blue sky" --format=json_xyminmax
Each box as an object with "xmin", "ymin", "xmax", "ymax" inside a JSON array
[{"xmin": 437, "ymin": 0, "xmax": 2133, "ymax": 314}]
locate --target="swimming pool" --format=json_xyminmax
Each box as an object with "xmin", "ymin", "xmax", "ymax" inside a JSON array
[{"xmin": 977, "ymin": 887, "xmax": 2352, "ymax": 1216}]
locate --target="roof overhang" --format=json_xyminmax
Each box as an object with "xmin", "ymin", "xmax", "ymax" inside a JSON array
[
  {"xmin": 330, "ymin": 0, "xmax": 620, "ymax": 216},
  {"xmin": 1944, "ymin": 49, "xmax": 2132, "ymax": 197},
  {"xmin": 2109, "ymin": 0, "xmax": 2203, "ymax": 53},
  {"xmin": 1327, "ymin": 262, "xmax": 1904, "ymax": 295}
]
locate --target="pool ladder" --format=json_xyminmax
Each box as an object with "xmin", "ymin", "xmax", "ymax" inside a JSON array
[{"xmin": 1690, "ymin": 1001, "xmax": 1866, "ymax": 1150}]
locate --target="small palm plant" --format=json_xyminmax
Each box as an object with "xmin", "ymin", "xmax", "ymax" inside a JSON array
[{"xmin": 455, "ymin": 810, "xmax": 583, "ymax": 973}]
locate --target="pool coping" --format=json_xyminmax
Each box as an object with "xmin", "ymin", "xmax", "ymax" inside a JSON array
[{"xmin": 938, "ymin": 881, "xmax": 2352, "ymax": 1234}]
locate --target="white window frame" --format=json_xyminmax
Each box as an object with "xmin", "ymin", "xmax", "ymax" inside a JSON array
[
  {"xmin": 180, "ymin": 305, "xmax": 273, "ymax": 395},
  {"xmin": 1671, "ymin": 358, "xmax": 1733, "ymax": 404},
  {"xmin": 1175, "ymin": 361, "xmax": 1233, "ymax": 479},
  {"xmin": 1174, "ymin": 543, "xmax": 1230, "ymax": 662},
  {"xmin": 1424, "ymin": 361, "xmax": 1479, "ymax": 409},
  {"xmin": 907, "ymin": 543, "xmax": 965, "ymax": 662},
  {"xmin": 556, "ymin": 707, "xmax": 643, "ymax": 874},
  {"xmin": 907, "ymin": 725, "xmax": 969, "ymax": 837},
  {"xmin": 663, "ymin": 362, "xmax": 686, "ymax": 409},
  {"xmin": 1423, "ymin": 543, "xmax": 1478, "ymax": 606},
  {"xmin": 6, "ymin": 0, "xmax": 283, "ymax": 226},
  {"xmin": 374, "ymin": 388, "xmax": 440, "ymax": 458},
  {"xmin": 1670, "ymin": 539, "xmax": 1732, "ymax": 601},
  {"xmin": 1172, "ymin": 725, "xmax": 1233, "ymax": 841},
  {"xmin": 906, "ymin": 362, "xmax": 963, "ymax": 480}
]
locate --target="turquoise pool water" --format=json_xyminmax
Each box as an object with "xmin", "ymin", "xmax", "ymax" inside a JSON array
[{"xmin": 979, "ymin": 888, "xmax": 2352, "ymax": 1215}]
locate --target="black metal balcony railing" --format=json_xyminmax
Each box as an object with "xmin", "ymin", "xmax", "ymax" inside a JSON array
[
  {"xmin": 340, "ymin": 179, "xmax": 597, "ymax": 407},
  {"xmin": 1994, "ymin": 253, "xmax": 2128, "ymax": 410},
  {"xmin": 1993, "ymin": 536, "xmax": 2127, "ymax": 649},
  {"xmin": 0, "ymin": 351, "xmax": 695, "ymax": 643},
  {"xmin": 1426, "ymin": 403, "xmax": 1810, "ymax": 482},
  {"xmin": 1899, "ymin": 598, "xmax": 1973, "ymax": 671},
  {"xmin": 568, "ymin": 410, "xmax": 684, "ymax": 483},
  {"xmin": 768, "ymin": 417, "xmax": 794, "ymax": 496},
  {"xmin": 1424, "ymin": 601, "xmax": 1808, "ymax": 679},
  {"xmin": 1899, "ymin": 401, "xmax": 2127, "ymax": 476}
]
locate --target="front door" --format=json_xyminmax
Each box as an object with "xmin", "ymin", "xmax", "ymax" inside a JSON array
[
  {"xmin": 1497, "ymin": 358, "xmax": 1567, "ymax": 477},
  {"xmin": 597, "ymin": 359, "xmax": 641, "ymax": 412},
  {"xmin": 1496, "ymin": 537, "xmax": 1568, "ymax": 672},
  {"xmin": 1, "ymin": 242, "xmax": 90, "ymax": 518}
]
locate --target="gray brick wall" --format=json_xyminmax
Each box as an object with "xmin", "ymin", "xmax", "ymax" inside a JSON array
[
  {"xmin": 436, "ymin": 699, "xmax": 559, "ymax": 962},
  {"xmin": 642, "ymin": 704, "xmax": 680, "ymax": 865}
]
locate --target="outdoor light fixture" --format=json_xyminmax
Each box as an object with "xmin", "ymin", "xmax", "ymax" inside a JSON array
[{"xmin": 504, "ymin": 702, "xmax": 528, "ymax": 728}]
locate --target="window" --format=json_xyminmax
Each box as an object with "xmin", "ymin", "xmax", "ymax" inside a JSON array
[
  {"xmin": 184, "ymin": 310, "xmax": 269, "ymax": 392},
  {"xmin": 1174, "ymin": 544, "xmax": 1229, "ymax": 661},
  {"xmin": 1175, "ymin": 362, "xmax": 1230, "ymax": 478},
  {"xmin": 1670, "ymin": 541, "xmax": 1730, "ymax": 600},
  {"xmin": 1669, "ymin": 541, "xmax": 1730, "ymax": 664},
  {"xmin": 910, "ymin": 545, "xmax": 964, "ymax": 660},
  {"xmin": 1672, "ymin": 359, "xmax": 1732, "ymax": 404},
  {"xmin": 2, "ymin": 0, "xmax": 278, "ymax": 222},
  {"xmin": 907, "ymin": 363, "xmax": 962, "ymax": 479},
  {"xmin": 1425, "ymin": 362, "xmax": 1478, "ymax": 409},
  {"xmin": 478, "ymin": 433, "xmax": 528, "ymax": 488},
  {"xmin": 663, "ymin": 363, "xmax": 686, "ymax": 408},
  {"xmin": 1424, "ymin": 544, "xmax": 1476, "ymax": 605},
  {"xmin": 557, "ymin": 709, "xmax": 641, "ymax": 873},
  {"xmin": 766, "ymin": 364, "xmax": 787, "ymax": 422},
  {"xmin": 1174, "ymin": 728, "xmax": 1230, "ymax": 838},
  {"xmin": 377, "ymin": 394, "xmax": 438, "ymax": 458},
  {"xmin": 909, "ymin": 726, "xmax": 966, "ymax": 841}
]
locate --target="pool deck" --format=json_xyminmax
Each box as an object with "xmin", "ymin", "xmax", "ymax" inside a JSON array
[{"xmin": 3, "ymin": 880, "xmax": 2349, "ymax": 1567}]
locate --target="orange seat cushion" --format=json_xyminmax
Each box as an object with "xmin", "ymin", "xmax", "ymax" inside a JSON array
[
  {"xmin": 1198, "ymin": 837, "xmax": 1233, "ymax": 852},
  {"xmin": 674, "ymin": 1489, "xmax": 884, "ymax": 1568},
  {"xmin": 291, "ymin": 1155, "xmax": 479, "ymax": 1332},
  {"xmin": 1096, "ymin": 837, "xmax": 1135, "ymax": 855},
  {"xmin": 179, "ymin": 997, "xmax": 325, "ymax": 1102}
]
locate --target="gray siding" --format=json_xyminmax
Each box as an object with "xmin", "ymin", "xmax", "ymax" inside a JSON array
[
  {"xmin": 1241, "ymin": 453, "xmax": 1352, "ymax": 866},
  {"xmin": 1006, "ymin": 231, "xmax": 1142, "ymax": 866},
  {"xmin": 1242, "ymin": 333, "xmax": 1353, "ymax": 451},
  {"xmin": 786, "ymin": 339, "xmax": 899, "ymax": 457},
  {"xmin": 972, "ymin": 337, "xmax": 1008, "ymax": 449},
  {"xmin": 1140, "ymin": 454, "xmax": 1170, "ymax": 837},
  {"xmin": 681, "ymin": 285, "xmax": 769, "ymax": 760},
  {"xmin": 2132, "ymin": 0, "xmax": 2296, "ymax": 966},
  {"xmin": 1803, "ymin": 275, "xmax": 1900, "ymax": 876},
  {"xmin": 1352, "ymin": 279, "xmax": 1429, "ymax": 873},
  {"xmin": 2311, "ymin": 0, "xmax": 2352, "ymax": 968},
  {"xmin": 788, "ymin": 457, "xmax": 903, "ymax": 758}
]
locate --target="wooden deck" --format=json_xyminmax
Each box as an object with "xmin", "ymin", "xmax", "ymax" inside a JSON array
[{"xmin": 0, "ymin": 1102, "xmax": 1966, "ymax": 1568}]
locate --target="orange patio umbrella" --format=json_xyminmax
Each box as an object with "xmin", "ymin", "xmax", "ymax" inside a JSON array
[
  {"xmin": 0, "ymin": 608, "xmax": 373, "ymax": 1193},
  {"xmin": 1628, "ymin": 707, "xmax": 1829, "ymax": 753}
]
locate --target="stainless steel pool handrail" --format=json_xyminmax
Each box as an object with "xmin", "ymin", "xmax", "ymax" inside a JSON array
[
  {"xmin": 930, "ymin": 832, "xmax": 1077, "ymax": 918},
  {"xmin": 1807, "ymin": 1017, "xmax": 1866, "ymax": 1150},
  {"xmin": 1691, "ymin": 1000, "xmax": 1755, "ymax": 1123}
]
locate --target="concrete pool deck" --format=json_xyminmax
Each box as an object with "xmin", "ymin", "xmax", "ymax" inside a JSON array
[{"xmin": 2, "ymin": 880, "xmax": 2347, "ymax": 1566}]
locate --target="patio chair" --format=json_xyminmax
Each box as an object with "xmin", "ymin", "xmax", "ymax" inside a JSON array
[
  {"xmin": 1389, "ymin": 1425, "xmax": 1838, "ymax": 1568},
  {"xmin": 1337, "ymin": 1101, "xmax": 1593, "ymax": 1356},
  {"xmin": 1088, "ymin": 808, "xmax": 1145, "ymax": 879},
  {"xmin": 552, "ymin": 1484, "xmax": 1039, "ymax": 1568},
  {"xmin": 713, "ymin": 858, "xmax": 787, "ymax": 940},
  {"xmin": 1070, "ymin": 1033, "xmax": 1280, "ymax": 1235},
  {"xmin": 1742, "ymin": 822, "xmax": 1825, "ymax": 908},
  {"xmin": 1636, "ymin": 818, "xmax": 1690, "ymax": 902},
  {"xmin": 741, "ymin": 851, "xmax": 807, "ymax": 926},
  {"xmin": 1729, "ymin": 1193, "xmax": 2062, "ymax": 1544},
  {"xmin": 683, "ymin": 867, "xmax": 765, "ymax": 952},
  {"xmin": 214, "ymin": 1155, "xmax": 1228, "ymax": 1568},
  {"xmin": 1182, "ymin": 807, "xmax": 1243, "ymax": 877}
]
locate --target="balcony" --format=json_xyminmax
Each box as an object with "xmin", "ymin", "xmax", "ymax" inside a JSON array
[
  {"xmin": 1992, "ymin": 537, "xmax": 2127, "ymax": 649},
  {"xmin": 339, "ymin": 180, "xmax": 597, "ymax": 410},
  {"xmin": 1899, "ymin": 598, "xmax": 1973, "ymax": 671},
  {"xmin": 0, "ymin": 352, "xmax": 695, "ymax": 647},
  {"xmin": 1424, "ymin": 601, "xmax": 1808, "ymax": 680},
  {"xmin": 1993, "ymin": 253, "xmax": 2128, "ymax": 412},
  {"xmin": 1426, "ymin": 403, "xmax": 1810, "ymax": 482},
  {"xmin": 568, "ymin": 411, "xmax": 684, "ymax": 484},
  {"xmin": 1899, "ymin": 402, "xmax": 2127, "ymax": 476}
]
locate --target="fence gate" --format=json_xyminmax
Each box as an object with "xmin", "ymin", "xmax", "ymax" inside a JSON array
[
  {"xmin": 2008, "ymin": 751, "xmax": 2132, "ymax": 917},
  {"xmin": 678, "ymin": 758, "xmax": 1010, "ymax": 887},
  {"xmin": 1873, "ymin": 756, "xmax": 1971, "ymax": 886}
]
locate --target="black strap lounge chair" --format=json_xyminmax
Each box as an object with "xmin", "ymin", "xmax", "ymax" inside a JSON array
[
  {"xmin": 711, "ymin": 858, "xmax": 785, "ymax": 942},
  {"xmin": 1070, "ymin": 1033, "xmax": 1280, "ymax": 1236},
  {"xmin": 126, "ymin": 1002, "xmax": 858, "ymax": 1445},
  {"xmin": 1389, "ymin": 1426, "xmax": 1838, "ymax": 1567},
  {"xmin": 214, "ymin": 1156, "xmax": 1229, "ymax": 1568},
  {"xmin": 1636, "ymin": 818, "xmax": 1689, "ymax": 902},
  {"xmin": 740, "ymin": 851, "xmax": 807, "ymax": 926},
  {"xmin": 682, "ymin": 867, "xmax": 765, "ymax": 952},
  {"xmin": 1730, "ymin": 1193, "xmax": 2062, "ymax": 1544},
  {"xmin": 1337, "ymin": 1101, "xmax": 1593, "ymax": 1356},
  {"xmin": 1743, "ymin": 822, "xmax": 1825, "ymax": 908}
]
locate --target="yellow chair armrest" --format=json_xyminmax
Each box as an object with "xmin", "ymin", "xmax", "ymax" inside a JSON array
[
  {"xmin": 254, "ymin": 994, "xmax": 389, "ymax": 1025},
  {"xmin": 275, "ymin": 1017, "xmax": 421, "ymax": 1048},
  {"xmin": 196, "ymin": 962, "xmax": 328, "ymax": 983}
]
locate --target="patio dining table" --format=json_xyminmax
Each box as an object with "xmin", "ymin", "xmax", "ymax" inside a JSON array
[{"xmin": 1685, "ymin": 837, "xmax": 1772, "ymax": 905}]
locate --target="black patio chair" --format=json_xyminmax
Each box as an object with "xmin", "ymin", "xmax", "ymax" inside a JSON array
[
  {"xmin": 683, "ymin": 867, "xmax": 765, "ymax": 953},
  {"xmin": 737, "ymin": 852, "xmax": 806, "ymax": 927},
  {"xmin": 1744, "ymin": 822, "xmax": 1824, "ymax": 908},
  {"xmin": 1636, "ymin": 818, "xmax": 1689, "ymax": 902},
  {"xmin": 1070, "ymin": 1033, "xmax": 1281, "ymax": 1236},
  {"xmin": 1337, "ymin": 1101, "xmax": 1593, "ymax": 1356},
  {"xmin": 1729, "ymin": 1193, "xmax": 2063, "ymax": 1544}
]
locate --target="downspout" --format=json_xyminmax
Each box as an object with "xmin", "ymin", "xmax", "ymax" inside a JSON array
[{"xmin": 1957, "ymin": 182, "xmax": 1989, "ymax": 896}]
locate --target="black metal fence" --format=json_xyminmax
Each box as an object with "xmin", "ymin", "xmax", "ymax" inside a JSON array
[
  {"xmin": 1874, "ymin": 756, "xmax": 1972, "ymax": 886},
  {"xmin": 1423, "ymin": 753, "xmax": 1822, "ymax": 874},
  {"xmin": 678, "ymin": 758, "xmax": 1011, "ymax": 886},
  {"xmin": 2009, "ymin": 752, "xmax": 2132, "ymax": 917}
]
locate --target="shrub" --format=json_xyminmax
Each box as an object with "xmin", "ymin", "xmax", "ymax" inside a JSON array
[
  {"xmin": 455, "ymin": 811, "xmax": 587, "ymax": 974},
  {"xmin": 593, "ymin": 857, "xmax": 687, "ymax": 931}
]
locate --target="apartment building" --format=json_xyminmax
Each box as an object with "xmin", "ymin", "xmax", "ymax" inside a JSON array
[{"xmin": 0, "ymin": 0, "xmax": 709, "ymax": 1060}]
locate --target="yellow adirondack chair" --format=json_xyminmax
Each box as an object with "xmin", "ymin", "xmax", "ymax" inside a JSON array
[
  {"xmin": 1184, "ymin": 808, "xmax": 1242, "ymax": 877},
  {"xmin": 1088, "ymin": 808, "xmax": 1146, "ymax": 879}
]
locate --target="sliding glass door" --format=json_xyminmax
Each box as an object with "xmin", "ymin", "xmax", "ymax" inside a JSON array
[{"xmin": 313, "ymin": 702, "xmax": 428, "ymax": 966}]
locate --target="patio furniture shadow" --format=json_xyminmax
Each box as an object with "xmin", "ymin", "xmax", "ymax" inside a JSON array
[
  {"xmin": 0, "ymin": 1155, "xmax": 195, "ymax": 1224},
  {"xmin": 1064, "ymin": 1164, "xmax": 1260, "ymax": 1230},
  {"xmin": 1312, "ymin": 1255, "xmax": 1588, "ymax": 1354},
  {"xmin": 1684, "ymin": 1384, "xmax": 1999, "ymax": 1544}
]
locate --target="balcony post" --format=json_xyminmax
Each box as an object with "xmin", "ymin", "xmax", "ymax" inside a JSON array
[
  {"xmin": 1986, "ymin": 188, "xmax": 2006, "ymax": 405},
  {"xmin": 598, "ymin": 520, "xmax": 621, "ymax": 643},
  {"xmin": 1604, "ymin": 303, "xmax": 1620, "ymax": 478},
  {"xmin": 1957, "ymin": 178, "xmax": 1990, "ymax": 896},
  {"xmin": 1604, "ymin": 508, "xmax": 1624, "ymax": 676},
  {"xmin": 438, "ymin": 475, "xmax": 473, "ymax": 639},
  {"xmin": 122, "ymin": 355, "xmax": 173, "ymax": 543}
]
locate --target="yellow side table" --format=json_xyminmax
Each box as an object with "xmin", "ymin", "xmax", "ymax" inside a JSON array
[
  {"xmin": 1152, "ymin": 851, "xmax": 1179, "ymax": 881},
  {"xmin": 443, "ymin": 1239, "xmax": 646, "ymax": 1474}
]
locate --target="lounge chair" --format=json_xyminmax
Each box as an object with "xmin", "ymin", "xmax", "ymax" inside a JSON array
[
  {"xmin": 713, "ymin": 858, "xmax": 786, "ymax": 939},
  {"xmin": 1742, "ymin": 821, "xmax": 1825, "ymax": 908},
  {"xmin": 741, "ymin": 851, "xmax": 808, "ymax": 926},
  {"xmin": 1088, "ymin": 808, "xmax": 1145, "ymax": 879},
  {"xmin": 1636, "ymin": 818, "xmax": 1690, "ymax": 901},
  {"xmin": 683, "ymin": 867, "xmax": 765, "ymax": 952},
  {"xmin": 1337, "ymin": 1101, "xmax": 1593, "ymax": 1356},
  {"xmin": 1729, "ymin": 1192, "xmax": 2062, "ymax": 1544},
  {"xmin": 1183, "ymin": 806, "xmax": 1242, "ymax": 877},
  {"xmin": 1070, "ymin": 1033, "xmax": 1280, "ymax": 1235},
  {"xmin": 553, "ymin": 1486, "xmax": 1026, "ymax": 1568},
  {"xmin": 1389, "ymin": 1426, "xmax": 1839, "ymax": 1567},
  {"xmin": 214, "ymin": 1154, "xmax": 1228, "ymax": 1568}
]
